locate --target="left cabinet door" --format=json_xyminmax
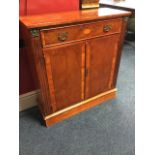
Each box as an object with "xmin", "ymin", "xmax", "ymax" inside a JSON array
[{"xmin": 43, "ymin": 42, "xmax": 86, "ymax": 112}]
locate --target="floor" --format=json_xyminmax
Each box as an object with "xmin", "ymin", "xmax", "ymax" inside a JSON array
[{"xmin": 19, "ymin": 43, "xmax": 135, "ymax": 155}]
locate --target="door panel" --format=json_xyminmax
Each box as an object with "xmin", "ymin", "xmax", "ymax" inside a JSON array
[
  {"xmin": 44, "ymin": 42, "xmax": 85, "ymax": 111},
  {"xmin": 85, "ymin": 34, "xmax": 120, "ymax": 99}
]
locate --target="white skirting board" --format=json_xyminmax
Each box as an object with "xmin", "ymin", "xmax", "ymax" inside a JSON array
[{"xmin": 19, "ymin": 90, "xmax": 40, "ymax": 112}]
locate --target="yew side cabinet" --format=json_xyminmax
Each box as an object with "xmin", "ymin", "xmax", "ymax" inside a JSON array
[{"xmin": 20, "ymin": 8, "xmax": 131, "ymax": 127}]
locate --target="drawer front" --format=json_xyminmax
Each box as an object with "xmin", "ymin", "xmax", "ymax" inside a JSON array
[{"xmin": 41, "ymin": 18, "xmax": 122, "ymax": 47}]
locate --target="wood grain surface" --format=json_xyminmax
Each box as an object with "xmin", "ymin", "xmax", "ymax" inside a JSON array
[{"xmin": 20, "ymin": 8, "xmax": 131, "ymax": 29}]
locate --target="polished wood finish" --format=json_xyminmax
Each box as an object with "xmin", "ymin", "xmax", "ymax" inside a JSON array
[
  {"xmin": 20, "ymin": 8, "xmax": 131, "ymax": 127},
  {"xmin": 113, "ymin": 15, "xmax": 128, "ymax": 87},
  {"xmin": 85, "ymin": 34, "xmax": 120, "ymax": 99},
  {"xmin": 43, "ymin": 42, "xmax": 85, "ymax": 111},
  {"xmin": 41, "ymin": 18, "xmax": 122, "ymax": 47},
  {"xmin": 20, "ymin": 8, "xmax": 131, "ymax": 28},
  {"xmin": 30, "ymin": 36, "xmax": 53, "ymax": 116}
]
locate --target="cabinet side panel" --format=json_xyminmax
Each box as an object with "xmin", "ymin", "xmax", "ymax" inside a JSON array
[
  {"xmin": 113, "ymin": 18, "xmax": 129, "ymax": 87},
  {"xmin": 30, "ymin": 36, "xmax": 53, "ymax": 116}
]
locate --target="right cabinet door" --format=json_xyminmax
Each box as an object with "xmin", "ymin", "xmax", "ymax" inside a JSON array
[{"xmin": 85, "ymin": 34, "xmax": 120, "ymax": 99}]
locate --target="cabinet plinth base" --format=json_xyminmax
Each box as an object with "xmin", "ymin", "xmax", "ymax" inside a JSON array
[{"xmin": 44, "ymin": 88, "xmax": 117, "ymax": 127}]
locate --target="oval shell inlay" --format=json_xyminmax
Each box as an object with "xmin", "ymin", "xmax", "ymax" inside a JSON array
[{"xmin": 83, "ymin": 29, "xmax": 91, "ymax": 34}]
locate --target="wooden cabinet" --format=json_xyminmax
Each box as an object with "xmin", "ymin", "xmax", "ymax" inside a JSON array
[
  {"xmin": 20, "ymin": 8, "xmax": 131, "ymax": 127},
  {"xmin": 43, "ymin": 34, "xmax": 119, "ymax": 111}
]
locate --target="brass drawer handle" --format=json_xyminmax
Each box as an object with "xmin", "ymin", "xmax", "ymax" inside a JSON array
[
  {"xmin": 58, "ymin": 32, "xmax": 68, "ymax": 42},
  {"xmin": 103, "ymin": 25, "xmax": 112, "ymax": 32}
]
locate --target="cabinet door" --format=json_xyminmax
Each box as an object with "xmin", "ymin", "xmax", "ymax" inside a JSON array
[
  {"xmin": 85, "ymin": 34, "xmax": 120, "ymax": 99},
  {"xmin": 43, "ymin": 42, "xmax": 85, "ymax": 111}
]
